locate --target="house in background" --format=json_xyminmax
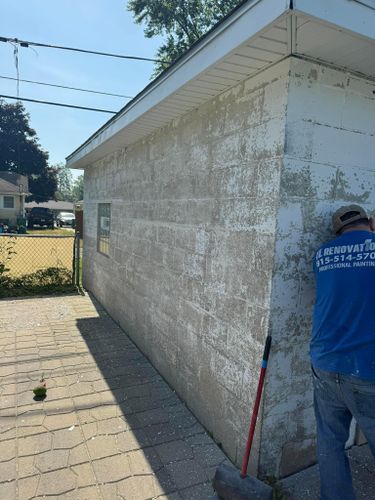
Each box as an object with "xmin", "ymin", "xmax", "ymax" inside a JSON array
[
  {"xmin": 0, "ymin": 171, "xmax": 30, "ymax": 225},
  {"xmin": 67, "ymin": 0, "xmax": 375, "ymax": 479},
  {"xmin": 74, "ymin": 200, "xmax": 84, "ymax": 237},
  {"xmin": 25, "ymin": 200, "xmax": 74, "ymax": 218}
]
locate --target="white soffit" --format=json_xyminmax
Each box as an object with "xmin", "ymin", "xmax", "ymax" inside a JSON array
[
  {"xmin": 67, "ymin": 0, "xmax": 375, "ymax": 169},
  {"xmin": 67, "ymin": 0, "xmax": 290, "ymax": 169},
  {"xmin": 293, "ymin": 0, "xmax": 375, "ymax": 76}
]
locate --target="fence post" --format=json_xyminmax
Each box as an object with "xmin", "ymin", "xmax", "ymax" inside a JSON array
[
  {"xmin": 72, "ymin": 234, "xmax": 77, "ymax": 285},
  {"xmin": 75, "ymin": 232, "xmax": 81, "ymax": 287}
]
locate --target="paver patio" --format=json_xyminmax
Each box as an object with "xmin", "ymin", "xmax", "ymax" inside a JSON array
[{"xmin": 0, "ymin": 294, "xmax": 229, "ymax": 499}]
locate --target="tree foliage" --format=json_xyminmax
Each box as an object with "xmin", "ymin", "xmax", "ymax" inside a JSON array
[
  {"xmin": 0, "ymin": 100, "xmax": 57, "ymax": 202},
  {"xmin": 54, "ymin": 163, "xmax": 83, "ymax": 202},
  {"xmin": 54, "ymin": 163, "xmax": 73, "ymax": 201},
  {"xmin": 71, "ymin": 175, "xmax": 84, "ymax": 202},
  {"xmin": 127, "ymin": 0, "xmax": 243, "ymax": 73}
]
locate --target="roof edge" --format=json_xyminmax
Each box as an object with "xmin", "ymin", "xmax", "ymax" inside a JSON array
[{"xmin": 66, "ymin": 0, "xmax": 290, "ymax": 167}]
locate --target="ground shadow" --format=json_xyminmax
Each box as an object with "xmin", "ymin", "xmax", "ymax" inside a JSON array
[{"xmin": 71, "ymin": 292, "xmax": 227, "ymax": 498}]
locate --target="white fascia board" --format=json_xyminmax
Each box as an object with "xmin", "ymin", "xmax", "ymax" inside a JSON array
[
  {"xmin": 293, "ymin": 0, "xmax": 375, "ymax": 41},
  {"xmin": 66, "ymin": 0, "xmax": 290, "ymax": 169}
]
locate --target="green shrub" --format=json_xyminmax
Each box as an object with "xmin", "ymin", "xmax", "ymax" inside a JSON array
[{"xmin": 0, "ymin": 267, "xmax": 76, "ymax": 298}]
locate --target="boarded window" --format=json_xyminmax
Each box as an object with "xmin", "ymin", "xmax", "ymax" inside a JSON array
[
  {"xmin": 3, "ymin": 196, "xmax": 14, "ymax": 209},
  {"xmin": 97, "ymin": 203, "xmax": 111, "ymax": 255}
]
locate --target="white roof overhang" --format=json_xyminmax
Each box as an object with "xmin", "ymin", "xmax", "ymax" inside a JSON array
[{"xmin": 67, "ymin": 0, "xmax": 375, "ymax": 169}]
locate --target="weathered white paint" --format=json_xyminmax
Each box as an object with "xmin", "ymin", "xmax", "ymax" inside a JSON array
[
  {"xmin": 66, "ymin": 0, "xmax": 375, "ymax": 481},
  {"xmin": 260, "ymin": 57, "xmax": 375, "ymax": 477},
  {"xmin": 83, "ymin": 60, "xmax": 290, "ymax": 474},
  {"xmin": 80, "ymin": 54, "xmax": 375, "ymax": 478}
]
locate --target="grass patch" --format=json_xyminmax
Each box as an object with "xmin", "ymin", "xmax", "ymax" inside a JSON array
[
  {"xmin": 0, "ymin": 267, "xmax": 77, "ymax": 298},
  {"xmin": 27, "ymin": 228, "xmax": 74, "ymax": 235}
]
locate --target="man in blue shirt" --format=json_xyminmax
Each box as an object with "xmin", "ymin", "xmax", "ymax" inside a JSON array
[{"xmin": 311, "ymin": 204, "xmax": 375, "ymax": 500}]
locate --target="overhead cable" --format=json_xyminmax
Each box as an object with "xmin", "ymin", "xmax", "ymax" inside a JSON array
[
  {"xmin": 0, "ymin": 75, "xmax": 133, "ymax": 99},
  {"xmin": 0, "ymin": 94, "xmax": 117, "ymax": 114},
  {"xmin": 0, "ymin": 36, "xmax": 164, "ymax": 63}
]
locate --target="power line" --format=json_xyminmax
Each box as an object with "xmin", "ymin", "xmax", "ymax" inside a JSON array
[
  {"xmin": 0, "ymin": 74, "xmax": 133, "ymax": 99},
  {"xmin": 0, "ymin": 94, "xmax": 117, "ymax": 114},
  {"xmin": 0, "ymin": 36, "xmax": 165, "ymax": 64}
]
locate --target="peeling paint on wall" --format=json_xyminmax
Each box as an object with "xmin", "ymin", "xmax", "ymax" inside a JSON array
[
  {"xmin": 82, "ymin": 55, "xmax": 375, "ymax": 478},
  {"xmin": 260, "ymin": 57, "xmax": 375, "ymax": 477},
  {"xmin": 83, "ymin": 59, "xmax": 290, "ymax": 473}
]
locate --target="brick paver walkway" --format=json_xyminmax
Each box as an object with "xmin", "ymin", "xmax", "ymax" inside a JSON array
[{"xmin": 0, "ymin": 294, "xmax": 228, "ymax": 499}]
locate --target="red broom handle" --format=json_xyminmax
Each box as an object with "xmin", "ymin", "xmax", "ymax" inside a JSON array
[{"xmin": 241, "ymin": 335, "xmax": 272, "ymax": 477}]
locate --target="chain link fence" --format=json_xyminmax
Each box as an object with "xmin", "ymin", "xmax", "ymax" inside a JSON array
[{"xmin": 0, "ymin": 233, "xmax": 81, "ymax": 297}]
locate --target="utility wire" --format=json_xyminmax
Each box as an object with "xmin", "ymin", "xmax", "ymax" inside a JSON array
[
  {"xmin": 0, "ymin": 36, "xmax": 165, "ymax": 63},
  {"xmin": 12, "ymin": 44, "xmax": 20, "ymax": 98},
  {"xmin": 0, "ymin": 74, "xmax": 133, "ymax": 99},
  {"xmin": 10, "ymin": 41, "xmax": 22, "ymax": 170},
  {"xmin": 0, "ymin": 94, "xmax": 117, "ymax": 114}
]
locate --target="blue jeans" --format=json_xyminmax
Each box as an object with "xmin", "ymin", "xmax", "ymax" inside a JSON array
[{"xmin": 312, "ymin": 366, "xmax": 375, "ymax": 500}]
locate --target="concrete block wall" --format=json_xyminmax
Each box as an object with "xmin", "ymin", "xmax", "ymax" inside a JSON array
[
  {"xmin": 83, "ymin": 59, "xmax": 290, "ymax": 471},
  {"xmin": 260, "ymin": 58, "xmax": 375, "ymax": 477}
]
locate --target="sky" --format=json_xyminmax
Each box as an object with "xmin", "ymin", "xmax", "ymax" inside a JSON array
[{"xmin": 0, "ymin": 0, "xmax": 163, "ymax": 179}]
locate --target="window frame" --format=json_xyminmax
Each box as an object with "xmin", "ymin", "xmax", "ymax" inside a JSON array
[
  {"xmin": 3, "ymin": 196, "xmax": 15, "ymax": 209},
  {"xmin": 97, "ymin": 203, "xmax": 111, "ymax": 256}
]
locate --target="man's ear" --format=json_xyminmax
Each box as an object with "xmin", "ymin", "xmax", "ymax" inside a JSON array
[{"xmin": 369, "ymin": 218, "xmax": 375, "ymax": 232}]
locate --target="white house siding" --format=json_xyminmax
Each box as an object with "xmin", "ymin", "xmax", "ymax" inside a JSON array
[
  {"xmin": 0, "ymin": 195, "xmax": 22, "ymax": 225},
  {"xmin": 83, "ymin": 59, "xmax": 290, "ymax": 472},
  {"xmin": 260, "ymin": 58, "xmax": 375, "ymax": 477}
]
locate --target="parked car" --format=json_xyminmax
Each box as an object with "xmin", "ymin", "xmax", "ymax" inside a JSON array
[
  {"xmin": 56, "ymin": 212, "xmax": 75, "ymax": 227},
  {"xmin": 27, "ymin": 207, "xmax": 54, "ymax": 229}
]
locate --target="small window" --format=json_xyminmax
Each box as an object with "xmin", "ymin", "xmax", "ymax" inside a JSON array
[
  {"xmin": 97, "ymin": 203, "xmax": 111, "ymax": 255},
  {"xmin": 3, "ymin": 196, "xmax": 14, "ymax": 209}
]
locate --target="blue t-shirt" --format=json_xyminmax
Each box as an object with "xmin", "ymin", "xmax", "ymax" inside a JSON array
[{"xmin": 311, "ymin": 230, "xmax": 375, "ymax": 379}]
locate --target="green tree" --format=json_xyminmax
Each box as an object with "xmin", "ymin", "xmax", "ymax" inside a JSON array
[
  {"xmin": 54, "ymin": 163, "xmax": 74, "ymax": 201},
  {"xmin": 0, "ymin": 100, "xmax": 57, "ymax": 202},
  {"xmin": 127, "ymin": 0, "xmax": 242, "ymax": 74},
  {"xmin": 71, "ymin": 175, "xmax": 84, "ymax": 202}
]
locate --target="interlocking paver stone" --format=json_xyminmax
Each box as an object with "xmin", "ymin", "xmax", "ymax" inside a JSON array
[
  {"xmin": 0, "ymin": 481, "xmax": 17, "ymax": 499},
  {"xmin": 18, "ymin": 433, "xmax": 52, "ymax": 457},
  {"xmin": 0, "ymin": 458, "xmax": 17, "ymax": 481},
  {"xmin": 156, "ymin": 440, "xmax": 194, "ymax": 464},
  {"xmin": 180, "ymin": 480, "xmax": 217, "ymax": 499},
  {"xmin": 18, "ymin": 456, "xmax": 38, "ymax": 478},
  {"xmin": 63, "ymin": 485, "xmax": 102, "ymax": 500},
  {"xmin": 69, "ymin": 443, "xmax": 91, "ymax": 466},
  {"xmin": 0, "ymin": 294, "xmax": 225, "ymax": 499},
  {"xmin": 35, "ymin": 448, "xmax": 70, "ymax": 472},
  {"xmin": 117, "ymin": 428, "xmax": 149, "ymax": 452},
  {"xmin": 117, "ymin": 475, "xmax": 160, "ymax": 500},
  {"xmin": 86, "ymin": 434, "xmax": 118, "ymax": 460},
  {"xmin": 71, "ymin": 462, "xmax": 96, "ymax": 488},
  {"xmin": 92, "ymin": 454, "xmax": 131, "ymax": 483},
  {"xmin": 18, "ymin": 476, "xmax": 39, "ymax": 499},
  {"xmin": 0, "ymin": 439, "xmax": 16, "ymax": 461},
  {"xmin": 166, "ymin": 458, "xmax": 209, "ymax": 489},
  {"xmin": 37, "ymin": 468, "xmax": 77, "ymax": 495},
  {"xmin": 53, "ymin": 426, "xmax": 85, "ymax": 449}
]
